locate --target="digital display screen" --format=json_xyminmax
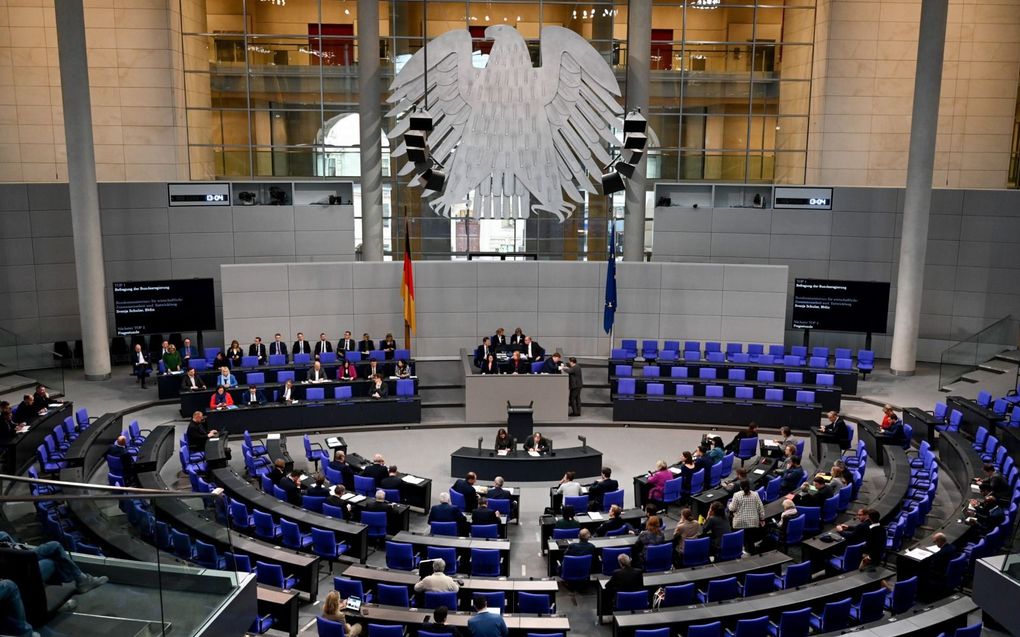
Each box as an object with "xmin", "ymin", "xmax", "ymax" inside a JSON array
[
  {"xmin": 792, "ymin": 278, "xmax": 890, "ymax": 333},
  {"xmin": 167, "ymin": 183, "xmax": 231, "ymax": 206},
  {"xmin": 113, "ymin": 279, "xmax": 217, "ymax": 336},
  {"xmin": 774, "ymin": 187, "xmax": 834, "ymax": 210}
]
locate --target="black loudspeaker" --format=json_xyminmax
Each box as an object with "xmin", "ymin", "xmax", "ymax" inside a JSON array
[
  {"xmin": 404, "ymin": 131, "xmax": 427, "ymax": 148},
  {"xmin": 624, "ymin": 109, "xmax": 647, "ymax": 134},
  {"xmin": 601, "ymin": 171, "xmax": 625, "ymax": 195},
  {"xmin": 615, "ymin": 161, "xmax": 636, "ymax": 179},
  {"xmin": 624, "ymin": 132, "xmax": 647, "ymax": 150},
  {"xmin": 406, "ymin": 147, "xmax": 428, "ymax": 163},
  {"xmin": 423, "ymin": 168, "xmax": 446, "ymax": 191},
  {"xmin": 409, "ymin": 112, "xmax": 434, "ymax": 132}
]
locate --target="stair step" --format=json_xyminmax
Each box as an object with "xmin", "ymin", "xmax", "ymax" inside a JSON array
[{"xmin": 994, "ymin": 349, "xmax": 1020, "ymax": 364}]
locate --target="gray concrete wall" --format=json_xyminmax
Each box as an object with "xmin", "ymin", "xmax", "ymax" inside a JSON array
[
  {"xmin": 652, "ymin": 187, "xmax": 1020, "ymax": 361},
  {"xmin": 220, "ymin": 261, "xmax": 789, "ymax": 357},
  {"xmin": 0, "ymin": 182, "xmax": 354, "ymax": 351}
]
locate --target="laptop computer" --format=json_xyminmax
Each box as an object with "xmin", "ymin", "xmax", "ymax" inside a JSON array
[
  {"xmin": 418, "ymin": 558, "xmax": 438, "ymax": 579},
  {"xmin": 345, "ymin": 596, "xmax": 362, "ymax": 612}
]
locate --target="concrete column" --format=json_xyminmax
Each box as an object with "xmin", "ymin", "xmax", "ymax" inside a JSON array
[
  {"xmin": 890, "ymin": 0, "xmax": 949, "ymax": 376},
  {"xmin": 358, "ymin": 0, "xmax": 385, "ymax": 261},
  {"xmin": 623, "ymin": 0, "xmax": 651, "ymax": 262},
  {"xmin": 54, "ymin": 0, "xmax": 111, "ymax": 380}
]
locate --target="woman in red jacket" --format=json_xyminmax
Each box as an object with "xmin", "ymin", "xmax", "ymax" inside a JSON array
[{"xmin": 210, "ymin": 385, "xmax": 234, "ymax": 409}]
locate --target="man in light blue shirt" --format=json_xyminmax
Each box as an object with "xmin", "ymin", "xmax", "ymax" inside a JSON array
[
  {"xmin": 467, "ymin": 595, "xmax": 507, "ymax": 637},
  {"xmin": 216, "ymin": 366, "xmax": 238, "ymax": 388}
]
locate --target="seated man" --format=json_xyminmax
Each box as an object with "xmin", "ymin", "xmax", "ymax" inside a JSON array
[
  {"xmin": 467, "ymin": 595, "xmax": 507, "ymax": 637},
  {"xmin": 474, "ymin": 337, "xmax": 493, "ymax": 369},
  {"xmin": 380, "ymin": 465, "xmax": 403, "ymax": 491},
  {"xmin": 107, "ymin": 435, "xmax": 137, "ymax": 486},
  {"xmin": 452, "ymin": 472, "xmax": 479, "ymax": 512},
  {"xmin": 565, "ymin": 528, "xmax": 596, "ymax": 557},
  {"xmin": 32, "ymin": 385, "xmax": 60, "ymax": 408},
  {"xmin": 523, "ymin": 432, "xmax": 550, "ymax": 454},
  {"xmin": 308, "ymin": 360, "xmax": 329, "ymax": 382},
  {"xmin": 269, "ymin": 333, "xmax": 288, "ymax": 358},
  {"xmin": 362, "ymin": 454, "xmax": 389, "ymax": 485},
  {"xmin": 293, "ymin": 332, "xmax": 312, "ymax": 357},
  {"xmin": 587, "ymin": 467, "xmax": 619, "ymax": 511},
  {"xmin": 13, "ymin": 395, "xmax": 38, "ymax": 424},
  {"xmin": 328, "ymin": 450, "xmax": 355, "ymax": 490},
  {"xmin": 976, "ymin": 463, "xmax": 1011, "ymax": 506},
  {"xmin": 519, "ymin": 336, "xmax": 545, "ymax": 362},
  {"xmin": 835, "ymin": 507, "xmax": 872, "ymax": 545},
  {"xmin": 278, "ymin": 470, "xmax": 305, "ymax": 506},
  {"xmin": 180, "ymin": 368, "xmax": 206, "ymax": 391},
  {"xmin": 788, "ymin": 475, "xmax": 833, "ymax": 507},
  {"xmin": 248, "ymin": 337, "xmax": 268, "ymax": 365},
  {"xmin": 595, "ymin": 504, "xmax": 631, "ymax": 537},
  {"xmin": 778, "ymin": 455, "xmax": 805, "ymax": 495},
  {"xmin": 0, "ymin": 578, "xmax": 39, "ymax": 637},
  {"xmin": 487, "ymin": 476, "xmax": 513, "ymax": 502},
  {"xmin": 967, "ymin": 494, "xmax": 1006, "ymax": 535},
  {"xmin": 363, "ymin": 489, "xmax": 393, "ymax": 513},
  {"xmin": 358, "ymin": 333, "xmax": 375, "ymax": 353},
  {"xmin": 0, "ymin": 532, "xmax": 107, "ymax": 602},
  {"xmin": 882, "ymin": 412, "xmax": 906, "ymax": 445},
  {"xmin": 428, "ymin": 492, "xmax": 467, "ymax": 535},
  {"xmin": 605, "ymin": 553, "xmax": 643, "ymax": 594},
  {"xmin": 337, "ymin": 331, "xmax": 356, "ymax": 353},
  {"xmin": 314, "ymin": 333, "xmax": 333, "ymax": 356},
  {"xmin": 324, "ymin": 485, "xmax": 350, "ymax": 518},
  {"xmin": 540, "ymin": 352, "xmax": 563, "ymax": 374},
  {"xmin": 471, "ymin": 497, "xmax": 500, "ymax": 526},
  {"xmin": 306, "ymin": 472, "xmax": 330, "ymax": 498},
  {"xmin": 414, "ymin": 558, "xmax": 460, "ymax": 592},
  {"xmin": 242, "ymin": 384, "xmax": 266, "ymax": 406}
]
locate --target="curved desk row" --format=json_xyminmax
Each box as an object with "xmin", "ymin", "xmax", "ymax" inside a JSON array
[
  {"xmin": 158, "ymin": 358, "xmax": 417, "ymax": 399},
  {"xmin": 612, "ymin": 395, "xmax": 823, "ymax": 429},
  {"xmin": 178, "ymin": 378, "xmax": 419, "ymax": 417},
  {"xmin": 340, "ymin": 564, "xmax": 559, "ymax": 613},
  {"xmin": 595, "ymin": 551, "xmax": 793, "ymax": 620},
  {"xmin": 343, "ymin": 603, "xmax": 570, "ymax": 635},
  {"xmin": 815, "ymin": 594, "xmax": 977, "ymax": 637},
  {"xmin": 389, "ymin": 531, "xmax": 511, "ymax": 576},
  {"xmin": 609, "ymin": 358, "xmax": 859, "ymax": 396},
  {"xmin": 203, "ymin": 397, "xmax": 422, "ymax": 433},
  {"xmin": 450, "ymin": 445, "xmax": 604, "ymax": 482},
  {"xmin": 205, "ymin": 438, "xmax": 370, "ymax": 562},
  {"xmin": 2, "ymin": 403, "xmax": 73, "ymax": 475},
  {"xmin": 612, "ymin": 567, "xmax": 892, "ymax": 637},
  {"xmin": 546, "ymin": 535, "xmax": 639, "ymax": 577},
  {"xmin": 609, "ymin": 376, "xmax": 842, "ymax": 412}
]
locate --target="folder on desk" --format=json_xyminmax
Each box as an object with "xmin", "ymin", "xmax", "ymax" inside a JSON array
[
  {"xmin": 267, "ymin": 433, "xmax": 281, "ymax": 440},
  {"xmin": 588, "ymin": 512, "xmax": 603, "ymax": 521},
  {"xmin": 402, "ymin": 475, "xmax": 425, "ymax": 485}
]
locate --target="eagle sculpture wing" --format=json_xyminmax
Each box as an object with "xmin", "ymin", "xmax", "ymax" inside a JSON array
[
  {"xmin": 538, "ymin": 26, "xmax": 623, "ymax": 202},
  {"xmin": 387, "ymin": 30, "xmax": 478, "ymax": 192}
]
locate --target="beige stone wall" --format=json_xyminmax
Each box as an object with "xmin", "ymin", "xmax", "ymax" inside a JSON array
[
  {"xmin": 0, "ymin": 0, "xmax": 191, "ymax": 182},
  {"xmin": 806, "ymin": 0, "xmax": 1020, "ymax": 188}
]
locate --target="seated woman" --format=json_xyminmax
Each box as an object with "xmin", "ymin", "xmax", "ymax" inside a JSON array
[
  {"xmin": 635, "ymin": 515, "xmax": 665, "ymax": 568},
  {"xmin": 395, "ymin": 359, "xmax": 412, "ymax": 378},
  {"xmin": 368, "ymin": 374, "xmax": 388, "ymax": 399},
  {"xmin": 209, "ymin": 385, "xmax": 234, "ymax": 410},
  {"xmin": 677, "ymin": 451, "xmax": 697, "ymax": 492},
  {"xmin": 211, "ymin": 350, "xmax": 229, "ymax": 369},
  {"xmin": 337, "ymin": 360, "xmax": 357, "ymax": 381},
  {"xmin": 494, "ymin": 428, "xmax": 514, "ymax": 452},
  {"xmin": 479, "ymin": 354, "xmax": 499, "ymax": 375},
  {"xmin": 700, "ymin": 501, "xmax": 731, "ymax": 555},
  {"xmin": 672, "ymin": 508, "xmax": 702, "ymax": 562},
  {"xmin": 226, "ymin": 340, "xmax": 244, "ymax": 367},
  {"xmin": 320, "ymin": 590, "xmax": 363, "ymax": 637},
  {"xmin": 646, "ymin": 460, "xmax": 672, "ymax": 505},
  {"xmin": 162, "ymin": 344, "xmax": 182, "ymax": 373}
]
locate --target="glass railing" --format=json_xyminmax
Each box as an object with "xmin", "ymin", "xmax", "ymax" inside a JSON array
[
  {"xmin": 938, "ymin": 315, "xmax": 1018, "ymax": 390},
  {"xmin": 0, "ymin": 325, "xmax": 65, "ymax": 396}
]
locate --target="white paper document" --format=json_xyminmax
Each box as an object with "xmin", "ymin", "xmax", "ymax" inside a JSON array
[
  {"xmin": 588, "ymin": 512, "xmax": 603, "ymax": 521},
  {"xmin": 528, "ymin": 450, "xmax": 540, "ymax": 457},
  {"xmin": 905, "ymin": 548, "xmax": 931, "ymax": 560},
  {"xmin": 266, "ymin": 433, "xmax": 281, "ymax": 440},
  {"xmin": 402, "ymin": 475, "xmax": 425, "ymax": 485}
]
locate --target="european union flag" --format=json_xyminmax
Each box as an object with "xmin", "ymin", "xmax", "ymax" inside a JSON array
[{"xmin": 604, "ymin": 221, "xmax": 617, "ymax": 334}]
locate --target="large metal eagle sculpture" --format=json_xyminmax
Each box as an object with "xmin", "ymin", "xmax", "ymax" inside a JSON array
[{"xmin": 387, "ymin": 25, "xmax": 625, "ymax": 221}]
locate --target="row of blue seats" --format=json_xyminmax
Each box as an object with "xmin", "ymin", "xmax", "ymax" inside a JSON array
[
  {"xmin": 613, "ymin": 341, "xmax": 873, "ymax": 370},
  {"xmin": 614, "ymin": 365, "xmax": 839, "ymax": 386},
  {"xmin": 34, "ymin": 408, "xmax": 102, "ymax": 474},
  {"xmin": 618, "ymin": 381, "xmax": 821, "ymax": 405},
  {"xmin": 190, "ymin": 348, "xmax": 412, "ymax": 371}
]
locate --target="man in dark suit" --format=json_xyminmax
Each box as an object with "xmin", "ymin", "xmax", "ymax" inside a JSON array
[
  {"xmin": 362, "ymin": 454, "xmax": 389, "ymax": 485},
  {"xmin": 861, "ymin": 509, "xmax": 885, "ymax": 566},
  {"xmin": 606, "ymin": 553, "xmax": 643, "ymax": 594},
  {"xmin": 278, "ymin": 470, "xmax": 304, "ymax": 506},
  {"xmin": 328, "ymin": 450, "xmax": 356, "ymax": 490},
  {"xmin": 491, "ymin": 328, "xmax": 508, "ymax": 351},
  {"xmin": 267, "ymin": 458, "xmax": 287, "ymax": 485},
  {"xmin": 835, "ymin": 507, "xmax": 872, "ymax": 545},
  {"xmin": 338, "ymin": 331, "xmax": 356, "ymax": 353},
  {"xmin": 791, "ymin": 475, "xmax": 834, "ymax": 507},
  {"xmin": 778, "ymin": 456, "xmax": 805, "ymax": 495},
  {"xmin": 306, "ymin": 473, "xmax": 330, "ymax": 498},
  {"xmin": 248, "ymin": 337, "xmax": 268, "ymax": 364},
  {"xmin": 508, "ymin": 351, "xmax": 529, "ymax": 375},
  {"xmin": 242, "ymin": 384, "xmax": 266, "ymax": 406},
  {"xmin": 921, "ymin": 532, "xmax": 959, "ymax": 600},
  {"xmin": 524, "ymin": 432, "xmax": 551, "ymax": 454},
  {"xmin": 314, "ymin": 333, "xmax": 333, "ymax": 357},
  {"xmin": 822, "ymin": 411, "xmax": 852, "ymax": 450},
  {"xmin": 471, "ymin": 498, "xmax": 500, "ymax": 526},
  {"xmin": 269, "ymin": 333, "xmax": 287, "ymax": 358},
  {"xmin": 969, "ymin": 495, "xmax": 1005, "ymax": 534},
  {"xmin": 180, "ymin": 337, "xmax": 197, "ymax": 367},
  {"xmin": 883, "ymin": 413, "xmax": 907, "ymax": 446},
  {"xmin": 519, "ymin": 336, "xmax": 545, "ymax": 362},
  {"xmin": 428, "ymin": 492, "xmax": 467, "ymax": 527},
  {"xmin": 380, "ymin": 465, "xmax": 404, "ymax": 491},
  {"xmin": 186, "ymin": 411, "xmax": 217, "ymax": 453},
  {"xmin": 181, "ymin": 368, "xmax": 206, "ymax": 391},
  {"xmin": 363, "ymin": 490, "xmax": 393, "ymax": 513},
  {"xmin": 13, "ymin": 395, "xmax": 37, "ymax": 424},
  {"xmin": 587, "ymin": 467, "xmax": 619, "ymax": 511},
  {"xmin": 358, "ymin": 333, "xmax": 375, "ymax": 353},
  {"xmin": 292, "ymin": 332, "xmax": 311, "ymax": 357},
  {"xmin": 977, "ymin": 463, "xmax": 1011, "ymax": 505},
  {"xmin": 325, "ymin": 485, "xmax": 348, "ymax": 515},
  {"xmin": 33, "ymin": 385, "xmax": 58, "ymax": 408},
  {"xmin": 693, "ymin": 445, "xmax": 714, "ymax": 475},
  {"xmin": 540, "ymin": 352, "xmax": 562, "ymax": 374},
  {"xmin": 474, "ymin": 337, "xmax": 493, "ymax": 368},
  {"xmin": 107, "ymin": 435, "xmax": 137, "ymax": 485},
  {"xmin": 452, "ymin": 472, "xmax": 479, "ymax": 512},
  {"xmin": 565, "ymin": 357, "xmax": 583, "ymax": 416},
  {"xmin": 565, "ymin": 528, "xmax": 596, "ymax": 557},
  {"xmin": 487, "ymin": 476, "xmax": 512, "ymax": 501}
]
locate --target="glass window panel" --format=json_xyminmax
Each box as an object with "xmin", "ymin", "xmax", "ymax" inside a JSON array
[
  {"xmin": 200, "ymin": 0, "xmax": 246, "ymax": 35},
  {"xmin": 251, "ymin": 146, "xmax": 318, "ymax": 177},
  {"xmin": 183, "ymin": 35, "xmax": 216, "ymax": 71},
  {"xmin": 247, "ymin": 0, "xmax": 322, "ymax": 36},
  {"xmin": 774, "ymin": 116, "xmax": 809, "ymax": 151},
  {"xmin": 776, "ymin": 80, "xmax": 811, "ymax": 116}
]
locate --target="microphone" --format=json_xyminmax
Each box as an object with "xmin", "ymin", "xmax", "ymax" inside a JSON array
[
  {"xmin": 477, "ymin": 437, "xmax": 483, "ymax": 451},
  {"xmin": 578, "ymin": 435, "xmax": 587, "ymax": 450}
]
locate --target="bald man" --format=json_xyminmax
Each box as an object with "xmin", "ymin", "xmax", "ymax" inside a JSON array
[
  {"xmin": 107, "ymin": 435, "xmax": 137, "ymax": 485},
  {"xmin": 362, "ymin": 453, "xmax": 388, "ymax": 486}
]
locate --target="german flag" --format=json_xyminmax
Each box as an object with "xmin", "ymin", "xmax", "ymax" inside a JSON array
[{"xmin": 401, "ymin": 224, "xmax": 416, "ymax": 334}]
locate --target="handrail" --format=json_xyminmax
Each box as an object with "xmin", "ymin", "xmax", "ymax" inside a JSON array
[{"xmin": 938, "ymin": 314, "xmax": 1018, "ymax": 390}]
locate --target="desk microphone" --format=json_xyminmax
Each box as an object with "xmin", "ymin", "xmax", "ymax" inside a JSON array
[
  {"xmin": 578, "ymin": 435, "xmax": 587, "ymax": 450},
  {"xmin": 477, "ymin": 437, "xmax": 483, "ymax": 451}
]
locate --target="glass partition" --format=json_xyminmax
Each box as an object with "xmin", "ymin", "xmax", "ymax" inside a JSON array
[
  {"xmin": 938, "ymin": 315, "xmax": 1018, "ymax": 390},
  {"xmin": 0, "ymin": 325, "xmax": 65, "ymax": 396}
]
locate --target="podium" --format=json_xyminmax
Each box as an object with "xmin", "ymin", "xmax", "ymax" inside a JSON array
[{"xmin": 507, "ymin": 401, "xmax": 534, "ymax": 442}]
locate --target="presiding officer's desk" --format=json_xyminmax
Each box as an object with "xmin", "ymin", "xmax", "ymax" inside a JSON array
[
  {"xmin": 204, "ymin": 437, "xmax": 371, "ymax": 560},
  {"xmin": 344, "ymin": 602, "xmax": 570, "ymax": 635},
  {"xmin": 461, "ymin": 349, "xmax": 568, "ymax": 423},
  {"xmin": 595, "ymin": 551, "xmax": 793, "ymax": 620},
  {"xmin": 389, "ymin": 531, "xmax": 511, "ymax": 576},
  {"xmin": 546, "ymin": 535, "xmax": 639, "ymax": 577},
  {"xmin": 608, "ymin": 375, "xmax": 842, "ymax": 412},
  {"xmin": 540, "ymin": 507, "xmax": 645, "ymax": 554},
  {"xmin": 612, "ymin": 394, "xmax": 823, "ymax": 429},
  {"xmin": 451, "ymin": 445, "xmax": 603, "ymax": 482},
  {"xmin": 609, "ymin": 357, "xmax": 860, "ymax": 396},
  {"xmin": 814, "ymin": 594, "xmax": 977, "ymax": 637},
  {"xmin": 945, "ymin": 395, "xmax": 1004, "ymax": 438},
  {"xmin": 203, "ymin": 394, "xmax": 422, "ymax": 433},
  {"xmin": 179, "ymin": 377, "xmax": 419, "ymax": 417},
  {"xmin": 1, "ymin": 402, "xmax": 73, "ymax": 475},
  {"xmin": 341, "ymin": 564, "xmax": 559, "ymax": 613},
  {"xmin": 612, "ymin": 566, "xmax": 893, "ymax": 637},
  {"xmin": 896, "ymin": 431, "xmax": 983, "ymax": 580}
]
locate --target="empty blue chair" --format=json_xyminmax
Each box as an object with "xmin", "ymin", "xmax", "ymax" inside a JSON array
[
  {"xmin": 334, "ymin": 576, "xmax": 371, "ymax": 602},
  {"xmin": 366, "ymin": 625, "xmax": 402, "ymax": 637},
  {"xmin": 246, "ymin": 372, "xmax": 265, "ymax": 384},
  {"xmin": 661, "ymin": 583, "xmax": 695, "ymax": 607},
  {"xmin": 728, "ymin": 616, "xmax": 769, "ymax": 637},
  {"xmin": 775, "ymin": 560, "xmax": 811, "ymax": 590},
  {"xmin": 385, "ymin": 541, "xmax": 419, "ymax": 570},
  {"xmin": 658, "ymin": 350, "xmax": 677, "ymax": 362},
  {"xmin": 671, "ymin": 366, "xmax": 689, "ymax": 378},
  {"xmin": 644, "ymin": 543, "xmax": 673, "ymax": 573},
  {"xmin": 430, "ymin": 521, "xmax": 458, "ymax": 536},
  {"xmin": 621, "ymin": 339, "xmax": 638, "ymax": 356},
  {"xmin": 717, "ymin": 530, "xmax": 744, "ymax": 562},
  {"xmin": 281, "ymin": 519, "xmax": 312, "ymax": 549},
  {"xmin": 361, "ymin": 511, "xmax": 388, "ymax": 540},
  {"xmin": 768, "ymin": 607, "xmax": 811, "ymax": 637},
  {"xmin": 335, "ymin": 385, "xmax": 353, "ymax": 400},
  {"xmin": 267, "ymin": 354, "xmax": 286, "ymax": 366},
  {"xmin": 827, "ymin": 541, "xmax": 864, "ymax": 573},
  {"xmin": 317, "ymin": 617, "xmax": 345, "ymax": 637},
  {"xmin": 684, "ymin": 341, "xmax": 701, "ymax": 354},
  {"xmin": 953, "ymin": 625, "xmax": 983, "ymax": 637},
  {"xmin": 676, "ymin": 384, "xmax": 694, "ymax": 399},
  {"xmin": 564, "ymin": 495, "xmax": 589, "ymax": 511},
  {"xmin": 471, "ymin": 524, "xmax": 499, "ymax": 539},
  {"xmin": 741, "ymin": 572, "xmax": 775, "ymax": 597},
  {"xmin": 684, "ymin": 350, "xmax": 701, "ymax": 362},
  {"xmin": 530, "ymin": 361, "xmax": 544, "ymax": 374},
  {"xmin": 427, "ymin": 546, "xmax": 459, "ymax": 573},
  {"xmin": 277, "ymin": 370, "xmax": 295, "ymax": 383},
  {"xmin": 377, "ymin": 583, "xmax": 411, "ymax": 607},
  {"xmin": 303, "ymin": 495, "xmax": 325, "ymax": 512},
  {"xmin": 170, "ymin": 529, "xmax": 195, "ymax": 560},
  {"xmin": 698, "ymin": 576, "xmax": 738, "ymax": 603},
  {"xmin": 518, "ymin": 592, "xmax": 552, "ymax": 614},
  {"xmin": 799, "ymin": 506, "xmax": 821, "ymax": 535},
  {"xmin": 835, "ymin": 357, "xmax": 853, "ymax": 370},
  {"xmin": 706, "ymin": 352, "xmax": 725, "ymax": 363},
  {"xmin": 643, "ymin": 365, "xmax": 661, "ymax": 378},
  {"xmin": 647, "ymin": 383, "xmax": 665, "ymax": 398},
  {"xmin": 190, "ymin": 357, "xmax": 208, "ymax": 371},
  {"xmin": 193, "ymin": 540, "xmax": 225, "ymax": 569},
  {"xmin": 306, "ymin": 387, "xmax": 324, "ymax": 401},
  {"xmin": 354, "ymin": 475, "xmax": 376, "ymax": 496},
  {"xmin": 705, "ymin": 385, "xmax": 724, "ymax": 401},
  {"xmin": 850, "ymin": 588, "xmax": 887, "ymax": 623},
  {"xmin": 394, "ymin": 348, "xmax": 410, "ymax": 361},
  {"xmin": 241, "ymin": 355, "xmax": 259, "ymax": 367},
  {"xmin": 811, "ymin": 346, "xmax": 829, "ymax": 359},
  {"xmin": 821, "ymin": 494, "xmax": 839, "ymax": 524},
  {"xmin": 642, "ymin": 340, "xmax": 658, "ymax": 359},
  {"xmin": 552, "ymin": 527, "xmax": 580, "ymax": 540},
  {"xmin": 601, "ymin": 546, "xmax": 632, "ymax": 576},
  {"xmin": 229, "ymin": 501, "xmax": 254, "ymax": 529},
  {"xmin": 319, "ymin": 351, "xmax": 337, "ymax": 364},
  {"xmin": 602, "ymin": 489, "xmax": 624, "ymax": 511},
  {"xmin": 683, "ymin": 537, "xmax": 710, "ymax": 567},
  {"xmin": 857, "ymin": 349, "xmax": 874, "ymax": 377},
  {"xmin": 616, "ymin": 590, "xmax": 649, "ymax": 612},
  {"xmin": 884, "ymin": 575, "xmax": 917, "ymax": 614},
  {"xmin": 296, "ymin": 352, "xmax": 312, "ymax": 364},
  {"xmin": 977, "ymin": 390, "xmax": 992, "ymax": 407},
  {"xmin": 786, "ymin": 372, "xmax": 803, "ymax": 384},
  {"xmin": 816, "ymin": 373, "xmax": 834, "ymax": 386},
  {"xmin": 471, "ymin": 548, "xmax": 501, "ymax": 577},
  {"xmin": 689, "ymin": 623, "xmax": 722, "ymax": 637},
  {"xmin": 253, "ymin": 510, "xmax": 280, "ymax": 539},
  {"xmin": 734, "ymin": 386, "xmax": 753, "ymax": 401},
  {"xmin": 272, "ymin": 484, "xmax": 288, "ymax": 501},
  {"xmin": 791, "ymin": 345, "xmax": 808, "ymax": 361},
  {"xmin": 396, "ymin": 379, "xmax": 415, "ymax": 398},
  {"xmin": 426, "ymin": 590, "xmax": 459, "ymax": 611},
  {"xmin": 809, "ymin": 356, "xmax": 827, "ymax": 368},
  {"xmin": 615, "ymin": 364, "xmax": 632, "ymax": 378},
  {"xmin": 796, "ymin": 390, "xmax": 815, "ymax": 404},
  {"xmin": 311, "ymin": 528, "xmax": 347, "ymax": 567},
  {"xmin": 255, "ymin": 561, "xmax": 297, "ymax": 590},
  {"xmin": 225, "ymin": 552, "xmax": 253, "ymax": 573},
  {"xmin": 699, "ymin": 367, "xmax": 717, "ymax": 380},
  {"xmin": 708, "ymin": 462, "xmax": 723, "ymax": 488},
  {"xmin": 559, "ymin": 554, "xmax": 592, "ymax": 585},
  {"xmin": 728, "ymin": 368, "xmax": 746, "ymax": 381},
  {"xmin": 618, "ymin": 378, "xmax": 636, "ymax": 397},
  {"xmin": 757, "ymin": 370, "xmax": 775, "ymax": 382},
  {"xmin": 765, "ymin": 388, "xmax": 783, "ymax": 402},
  {"xmin": 736, "ymin": 437, "xmax": 758, "ymax": 466},
  {"xmin": 611, "ymin": 348, "xmax": 630, "ymax": 361},
  {"xmin": 322, "ymin": 503, "xmax": 345, "ymax": 519},
  {"xmin": 473, "ymin": 591, "xmax": 505, "ymax": 611},
  {"xmin": 809, "ymin": 597, "xmax": 852, "ymax": 633}
]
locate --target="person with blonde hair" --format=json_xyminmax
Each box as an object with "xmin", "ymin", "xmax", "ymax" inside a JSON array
[
  {"xmin": 646, "ymin": 460, "xmax": 671, "ymax": 504},
  {"xmin": 321, "ymin": 590, "xmax": 363, "ymax": 636}
]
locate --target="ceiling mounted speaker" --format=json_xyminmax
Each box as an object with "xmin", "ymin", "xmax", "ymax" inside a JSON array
[
  {"xmin": 615, "ymin": 161, "xmax": 635, "ymax": 179},
  {"xmin": 624, "ymin": 132, "xmax": 647, "ymax": 150},
  {"xmin": 624, "ymin": 110, "xmax": 647, "ymax": 134},
  {"xmin": 409, "ymin": 111, "xmax": 434, "ymax": 132},
  {"xmin": 404, "ymin": 130, "xmax": 427, "ymax": 148},
  {"xmin": 406, "ymin": 147, "xmax": 427, "ymax": 163},
  {"xmin": 601, "ymin": 171, "xmax": 625, "ymax": 195},
  {"xmin": 423, "ymin": 168, "xmax": 447, "ymax": 191}
]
